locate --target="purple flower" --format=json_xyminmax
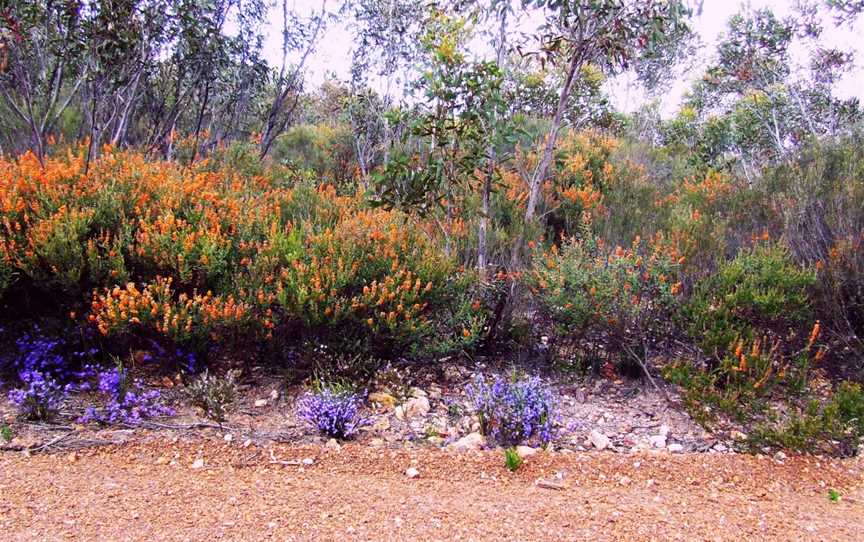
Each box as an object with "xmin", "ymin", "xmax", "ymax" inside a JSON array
[
  {"xmin": 466, "ymin": 374, "xmax": 557, "ymax": 446},
  {"xmin": 79, "ymin": 367, "xmax": 173, "ymax": 425},
  {"xmin": 298, "ymin": 388, "xmax": 368, "ymax": 439},
  {"xmin": 8, "ymin": 370, "xmax": 70, "ymax": 421}
]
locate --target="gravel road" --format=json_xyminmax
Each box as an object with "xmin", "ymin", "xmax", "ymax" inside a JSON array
[{"xmin": 1, "ymin": 439, "xmax": 862, "ymax": 541}]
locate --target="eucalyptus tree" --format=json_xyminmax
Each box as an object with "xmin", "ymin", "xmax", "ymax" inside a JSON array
[
  {"xmin": 511, "ymin": 0, "xmax": 693, "ymax": 267},
  {"xmin": 0, "ymin": 0, "xmax": 88, "ymax": 160},
  {"xmin": 369, "ymin": 8, "xmax": 512, "ymax": 266},
  {"xmin": 674, "ymin": 5, "xmax": 861, "ymax": 177},
  {"xmin": 341, "ymin": 0, "xmax": 427, "ymax": 170},
  {"xmin": 259, "ymin": 0, "xmax": 328, "ymax": 158}
]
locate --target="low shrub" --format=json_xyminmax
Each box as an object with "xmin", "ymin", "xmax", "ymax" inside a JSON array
[
  {"xmin": 752, "ymin": 381, "xmax": 864, "ymax": 455},
  {"xmin": 466, "ymin": 374, "xmax": 556, "ymax": 446},
  {"xmin": 529, "ymin": 220, "xmax": 682, "ymax": 372},
  {"xmin": 663, "ymin": 323, "xmax": 827, "ymax": 424},
  {"xmin": 185, "ymin": 369, "xmax": 240, "ymax": 423},
  {"xmin": 297, "ymin": 385, "xmax": 368, "ymax": 439},
  {"xmin": 686, "ymin": 243, "xmax": 815, "ymax": 359}
]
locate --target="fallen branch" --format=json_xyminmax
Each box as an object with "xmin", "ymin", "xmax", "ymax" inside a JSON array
[{"xmin": 622, "ymin": 343, "xmax": 670, "ymax": 404}]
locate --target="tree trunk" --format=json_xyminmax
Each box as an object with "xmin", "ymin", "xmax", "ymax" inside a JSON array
[
  {"xmin": 510, "ymin": 47, "xmax": 583, "ymax": 270},
  {"xmin": 478, "ymin": 8, "xmax": 508, "ymax": 279}
]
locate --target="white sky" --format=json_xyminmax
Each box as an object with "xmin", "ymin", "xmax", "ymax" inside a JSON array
[{"xmin": 261, "ymin": 1, "xmax": 864, "ymax": 117}]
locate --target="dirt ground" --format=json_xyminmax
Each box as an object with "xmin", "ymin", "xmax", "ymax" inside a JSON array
[{"xmin": 1, "ymin": 438, "xmax": 862, "ymax": 541}]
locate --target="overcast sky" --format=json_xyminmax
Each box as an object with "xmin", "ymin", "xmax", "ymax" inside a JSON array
[{"xmin": 260, "ymin": 1, "xmax": 864, "ymax": 116}]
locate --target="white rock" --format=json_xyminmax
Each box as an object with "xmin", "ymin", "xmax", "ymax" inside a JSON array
[
  {"xmin": 516, "ymin": 445, "xmax": 539, "ymax": 459},
  {"xmin": 401, "ymin": 397, "xmax": 431, "ymax": 419},
  {"xmin": 448, "ymin": 432, "xmax": 486, "ymax": 451},
  {"xmin": 242, "ymin": 439, "xmax": 253, "ymax": 448},
  {"xmin": 394, "ymin": 405, "xmax": 405, "ymax": 421},
  {"xmin": 410, "ymin": 387, "xmax": 428, "ymax": 398},
  {"xmin": 325, "ymin": 438, "xmax": 342, "ymax": 451},
  {"xmin": 302, "ymin": 457, "xmax": 315, "ymax": 465},
  {"xmin": 223, "ymin": 433, "xmax": 233, "ymax": 442},
  {"xmin": 254, "ymin": 398, "xmax": 268, "ymax": 407},
  {"xmin": 774, "ymin": 451, "xmax": 787, "ymax": 461},
  {"xmin": 269, "ymin": 389, "xmax": 279, "ymax": 401},
  {"xmin": 667, "ymin": 443, "xmax": 684, "ymax": 453},
  {"xmin": 191, "ymin": 458, "xmax": 205, "ymax": 469},
  {"xmin": 589, "ymin": 430, "xmax": 610, "ymax": 451},
  {"xmin": 658, "ymin": 424, "xmax": 670, "ymax": 437},
  {"xmin": 405, "ymin": 467, "xmax": 420, "ymax": 478},
  {"xmin": 649, "ymin": 435, "xmax": 667, "ymax": 449}
]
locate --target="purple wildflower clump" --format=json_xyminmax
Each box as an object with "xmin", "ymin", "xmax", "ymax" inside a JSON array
[
  {"xmin": 2, "ymin": 328, "xmax": 99, "ymax": 385},
  {"xmin": 8, "ymin": 370, "xmax": 72, "ymax": 421},
  {"xmin": 298, "ymin": 387, "xmax": 368, "ymax": 439},
  {"xmin": 466, "ymin": 374, "xmax": 557, "ymax": 447},
  {"xmin": 80, "ymin": 367, "xmax": 174, "ymax": 425}
]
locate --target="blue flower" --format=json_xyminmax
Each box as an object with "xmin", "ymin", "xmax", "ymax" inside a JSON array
[
  {"xmin": 8, "ymin": 370, "xmax": 70, "ymax": 421},
  {"xmin": 79, "ymin": 367, "xmax": 174, "ymax": 425},
  {"xmin": 466, "ymin": 374, "xmax": 557, "ymax": 446},
  {"xmin": 298, "ymin": 388, "xmax": 368, "ymax": 439}
]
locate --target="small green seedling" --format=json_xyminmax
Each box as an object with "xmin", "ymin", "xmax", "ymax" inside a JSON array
[
  {"xmin": 828, "ymin": 488, "xmax": 841, "ymax": 503},
  {"xmin": 1, "ymin": 423, "xmax": 12, "ymax": 443},
  {"xmin": 504, "ymin": 447, "xmax": 523, "ymax": 472}
]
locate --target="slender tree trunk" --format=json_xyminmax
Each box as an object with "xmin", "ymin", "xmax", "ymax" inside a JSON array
[
  {"xmin": 478, "ymin": 7, "xmax": 508, "ymax": 279},
  {"xmin": 510, "ymin": 47, "xmax": 584, "ymax": 270}
]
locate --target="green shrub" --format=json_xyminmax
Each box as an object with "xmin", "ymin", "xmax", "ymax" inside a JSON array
[
  {"xmin": 752, "ymin": 381, "xmax": 864, "ymax": 454},
  {"xmin": 687, "ymin": 244, "xmax": 815, "ymax": 358},
  {"xmin": 530, "ymin": 221, "xmax": 682, "ymax": 369}
]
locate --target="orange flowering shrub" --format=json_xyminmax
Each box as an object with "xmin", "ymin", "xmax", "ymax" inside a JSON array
[
  {"xmin": 90, "ymin": 277, "xmax": 254, "ymax": 346},
  {"xmin": 272, "ymin": 209, "xmax": 457, "ymax": 354},
  {"xmin": 686, "ymin": 244, "xmax": 815, "ymax": 358},
  {"xmin": 528, "ymin": 217, "xmax": 682, "ymax": 368},
  {"xmin": 0, "ymin": 147, "xmax": 467, "ymax": 359},
  {"xmin": 664, "ymin": 321, "xmax": 829, "ymax": 424}
]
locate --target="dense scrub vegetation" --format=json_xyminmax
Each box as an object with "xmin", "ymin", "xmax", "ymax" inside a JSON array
[{"xmin": 1, "ymin": 0, "xmax": 864, "ymax": 454}]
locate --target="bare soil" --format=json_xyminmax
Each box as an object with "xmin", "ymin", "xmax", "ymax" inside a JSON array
[{"xmin": 1, "ymin": 438, "xmax": 862, "ymax": 541}]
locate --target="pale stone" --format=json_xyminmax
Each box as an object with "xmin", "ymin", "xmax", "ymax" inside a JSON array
[
  {"xmin": 516, "ymin": 445, "xmax": 539, "ymax": 458},
  {"xmin": 448, "ymin": 432, "xmax": 486, "ymax": 451},
  {"xmin": 589, "ymin": 430, "xmax": 610, "ymax": 450}
]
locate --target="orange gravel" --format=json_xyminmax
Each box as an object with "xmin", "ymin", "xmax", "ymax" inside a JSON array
[{"xmin": 1, "ymin": 439, "xmax": 863, "ymax": 541}]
